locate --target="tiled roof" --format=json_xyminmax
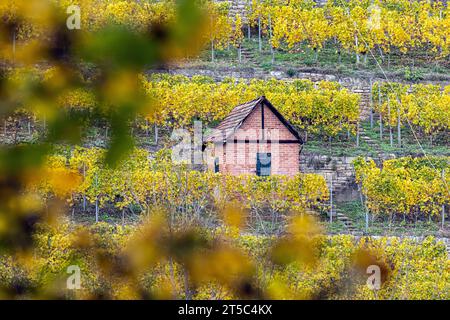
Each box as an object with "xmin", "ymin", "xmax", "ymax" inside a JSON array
[
  {"xmin": 204, "ymin": 96, "xmax": 263, "ymax": 143},
  {"xmin": 204, "ymin": 96, "xmax": 303, "ymax": 144}
]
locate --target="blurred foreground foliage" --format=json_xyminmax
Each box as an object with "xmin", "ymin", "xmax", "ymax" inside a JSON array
[
  {"xmin": 0, "ymin": 213, "xmax": 448, "ymax": 299},
  {"xmin": 0, "ymin": 1, "xmax": 208, "ymax": 252},
  {"xmin": 0, "ymin": 0, "xmax": 211, "ymax": 163}
]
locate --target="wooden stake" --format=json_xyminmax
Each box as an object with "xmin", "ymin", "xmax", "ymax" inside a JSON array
[
  {"xmin": 355, "ymin": 34, "xmax": 360, "ymax": 64},
  {"xmin": 329, "ymin": 176, "xmax": 333, "ymax": 224},
  {"xmin": 247, "ymin": 0, "xmax": 251, "ymax": 40},
  {"xmin": 397, "ymin": 104, "xmax": 401, "ymax": 147},
  {"xmin": 378, "ymin": 85, "xmax": 383, "ymax": 140},
  {"xmin": 238, "ymin": 45, "xmax": 242, "ymax": 63},
  {"xmin": 356, "ymin": 122, "xmax": 360, "ymax": 147},
  {"xmin": 442, "ymin": 170, "xmax": 446, "ymax": 229},
  {"xmin": 95, "ymin": 198, "xmax": 99, "ymax": 223},
  {"xmin": 369, "ymin": 79, "xmax": 374, "ymax": 128},
  {"xmin": 83, "ymin": 163, "xmax": 86, "ymax": 212},
  {"xmin": 258, "ymin": 15, "xmax": 262, "ymax": 52},
  {"xmin": 269, "ymin": 13, "xmax": 274, "ymax": 63},
  {"xmin": 387, "ymin": 97, "xmax": 393, "ymax": 147}
]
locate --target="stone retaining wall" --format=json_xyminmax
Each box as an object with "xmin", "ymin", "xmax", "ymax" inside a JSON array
[{"xmin": 299, "ymin": 152, "xmax": 359, "ymax": 202}]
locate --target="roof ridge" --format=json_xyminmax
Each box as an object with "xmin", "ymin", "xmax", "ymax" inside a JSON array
[
  {"xmin": 232, "ymin": 96, "xmax": 263, "ymax": 108},
  {"xmin": 204, "ymin": 96, "xmax": 302, "ymax": 144}
]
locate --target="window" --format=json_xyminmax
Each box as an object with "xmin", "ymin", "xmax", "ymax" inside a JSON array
[
  {"xmin": 214, "ymin": 157, "xmax": 219, "ymax": 173},
  {"xmin": 256, "ymin": 153, "xmax": 271, "ymax": 176}
]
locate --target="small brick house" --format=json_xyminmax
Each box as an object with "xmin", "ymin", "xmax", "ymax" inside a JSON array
[{"xmin": 204, "ymin": 96, "xmax": 303, "ymax": 176}]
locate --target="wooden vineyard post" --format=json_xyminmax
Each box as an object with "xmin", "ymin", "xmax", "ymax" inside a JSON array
[
  {"xmin": 356, "ymin": 122, "xmax": 360, "ymax": 147},
  {"xmin": 83, "ymin": 163, "xmax": 86, "ymax": 212},
  {"xmin": 239, "ymin": 44, "xmax": 242, "ymax": 63},
  {"xmin": 365, "ymin": 203, "xmax": 369, "ymax": 233},
  {"xmin": 387, "ymin": 97, "xmax": 393, "ymax": 147},
  {"xmin": 258, "ymin": 11, "xmax": 262, "ymax": 52},
  {"xmin": 247, "ymin": 0, "xmax": 251, "ymax": 40},
  {"xmin": 396, "ymin": 98, "xmax": 401, "ymax": 147},
  {"xmin": 269, "ymin": 13, "xmax": 274, "ymax": 63},
  {"xmin": 95, "ymin": 172, "xmax": 99, "ymax": 223},
  {"xmin": 359, "ymin": 187, "xmax": 369, "ymax": 233},
  {"xmin": 442, "ymin": 170, "xmax": 446, "ymax": 229},
  {"xmin": 95, "ymin": 198, "xmax": 99, "ymax": 223},
  {"xmin": 329, "ymin": 176, "xmax": 333, "ymax": 224},
  {"xmin": 378, "ymin": 85, "xmax": 383, "ymax": 140},
  {"xmin": 210, "ymin": 13, "xmax": 215, "ymax": 62},
  {"xmin": 369, "ymin": 79, "xmax": 373, "ymax": 128}
]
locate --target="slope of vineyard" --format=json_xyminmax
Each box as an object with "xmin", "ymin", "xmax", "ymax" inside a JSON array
[
  {"xmin": 371, "ymin": 82, "xmax": 450, "ymax": 140},
  {"xmin": 0, "ymin": 221, "xmax": 448, "ymax": 299},
  {"xmin": 251, "ymin": 0, "xmax": 450, "ymax": 59},
  {"xmin": 26, "ymin": 147, "xmax": 329, "ymax": 232},
  {"xmin": 143, "ymin": 74, "xmax": 360, "ymax": 137},
  {"xmin": 354, "ymin": 156, "xmax": 449, "ymax": 219},
  {"xmin": 0, "ymin": 0, "xmax": 449, "ymax": 302},
  {"xmin": 1, "ymin": 68, "xmax": 361, "ymax": 140}
]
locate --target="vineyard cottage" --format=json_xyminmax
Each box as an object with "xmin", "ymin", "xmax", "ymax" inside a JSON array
[{"xmin": 204, "ymin": 96, "xmax": 303, "ymax": 176}]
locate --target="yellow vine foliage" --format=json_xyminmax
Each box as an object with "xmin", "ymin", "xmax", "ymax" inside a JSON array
[
  {"xmin": 354, "ymin": 156, "xmax": 449, "ymax": 218},
  {"xmin": 373, "ymin": 81, "xmax": 450, "ymax": 135},
  {"xmin": 143, "ymin": 74, "xmax": 360, "ymax": 136}
]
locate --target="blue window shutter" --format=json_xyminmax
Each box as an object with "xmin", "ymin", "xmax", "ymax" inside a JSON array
[
  {"xmin": 214, "ymin": 157, "xmax": 219, "ymax": 173},
  {"xmin": 256, "ymin": 154, "xmax": 261, "ymax": 176},
  {"xmin": 257, "ymin": 153, "xmax": 271, "ymax": 176}
]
